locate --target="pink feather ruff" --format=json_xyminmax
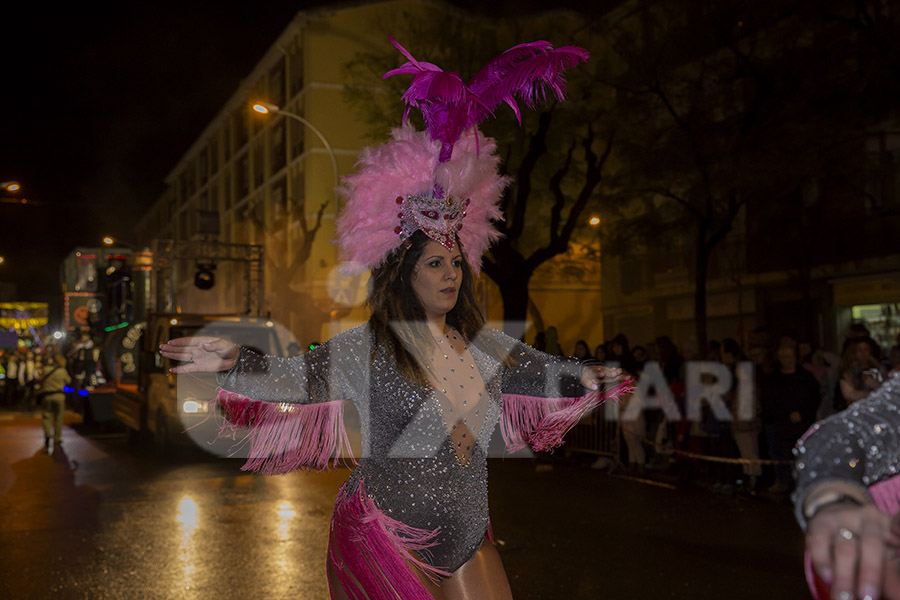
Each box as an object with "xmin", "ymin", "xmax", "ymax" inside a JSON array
[{"xmin": 335, "ymin": 123, "xmax": 509, "ymax": 275}]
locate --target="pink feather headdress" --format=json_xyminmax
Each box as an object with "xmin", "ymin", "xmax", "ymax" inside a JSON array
[{"xmin": 336, "ymin": 38, "xmax": 589, "ymax": 275}]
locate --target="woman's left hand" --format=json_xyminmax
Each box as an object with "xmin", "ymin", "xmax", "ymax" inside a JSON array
[{"xmin": 581, "ymin": 364, "xmax": 626, "ymax": 391}]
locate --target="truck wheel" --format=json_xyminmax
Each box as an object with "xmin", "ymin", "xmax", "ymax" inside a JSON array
[{"xmin": 154, "ymin": 410, "xmax": 169, "ymax": 458}]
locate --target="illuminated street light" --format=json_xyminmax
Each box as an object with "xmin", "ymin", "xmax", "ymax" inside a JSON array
[
  {"xmin": 589, "ymin": 216, "xmax": 600, "ymax": 226},
  {"xmin": 0, "ymin": 256, "xmax": 4, "ymax": 265},
  {"xmin": 252, "ymin": 102, "xmax": 339, "ymax": 190},
  {"xmin": 103, "ymin": 236, "xmax": 135, "ymax": 249},
  {"xmin": 1, "ymin": 181, "xmax": 21, "ymax": 192}
]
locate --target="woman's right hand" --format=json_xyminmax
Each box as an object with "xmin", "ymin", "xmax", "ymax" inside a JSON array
[
  {"xmin": 807, "ymin": 502, "xmax": 900, "ymax": 599},
  {"xmin": 159, "ymin": 337, "xmax": 239, "ymax": 374}
]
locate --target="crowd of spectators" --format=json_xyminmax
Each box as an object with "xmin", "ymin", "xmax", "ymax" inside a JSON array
[
  {"xmin": 0, "ymin": 328, "xmax": 105, "ymax": 412},
  {"xmin": 547, "ymin": 323, "xmax": 900, "ymax": 496}
]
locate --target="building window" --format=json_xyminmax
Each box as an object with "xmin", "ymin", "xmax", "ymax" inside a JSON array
[
  {"xmin": 178, "ymin": 171, "xmax": 188, "ymax": 204},
  {"xmin": 198, "ymin": 151, "xmax": 208, "ymax": 186},
  {"xmin": 253, "ymin": 139, "xmax": 265, "ymax": 189},
  {"xmin": 234, "ymin": 109, "xmax": 249, "ymax": 151},
  {"xmin": 179, "ymin": 209, "xmax": 188, "ymax": 240},
  {"xmin": 270, "ymin": 57, "xmax": 286, "ymax": 107},
  {"xmin": 271, "ymin": 117, "xmax": 286, "ymax": 175},
  {"xmin": 289, "ymin": 116, "xmax": 304, "ymax": 161},
  {"xmin": 224, "ymin": 170, "xmax": 233, "ymax": 211},
  {"xmin": 236, "ymin": 152, "xmax": 250, "ymax": 200},
  {"xmin": 289, "ymin": 47, "xmax": 303, "ymax": 98},
  {"xmin": 271, "ymin": 176, "xmax": 287, "ymax": 225},
  {"xmin": 209, "ymin": 137, "xmax": 219, "ymax": 176},
  {"xmin": 186, "ymin": 162, "xmax": 196, "ymax": 198},
  {"xmin": 223, "ymin": 121, "xmax": 233, "ymax": 160}
]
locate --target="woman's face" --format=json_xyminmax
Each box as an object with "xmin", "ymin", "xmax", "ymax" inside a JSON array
[
  {"xmin": 575, "ymin": 342, "xmax": 588, "ymax": 358},
  {"xmin": 856, "ymin": 341, "xmax": 872, "ymax": 362},
  {"xmin": 410, "ymin": 240, "xmax": 462, "ymax": 321},
  {"xmin": 595, "ymin": 346, "xmax": 606, "ymax": 361}
]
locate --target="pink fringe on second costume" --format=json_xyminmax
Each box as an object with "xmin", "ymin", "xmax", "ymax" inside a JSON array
[
  {"xmin": 214, "ymin": 390, "xmax": 356, "ymax": 475},
  {"xmin": 328, "ymin": 481, "xmax": 451, "ymax": 600},
  {"xmin": 500, "ymin": 380, "xmax": 635, "ymax": 453}
]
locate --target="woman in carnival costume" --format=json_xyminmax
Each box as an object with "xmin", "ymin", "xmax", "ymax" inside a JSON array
[{"xmin": 160, "ymin": 38, "xmax": 630, "ymax": 599}]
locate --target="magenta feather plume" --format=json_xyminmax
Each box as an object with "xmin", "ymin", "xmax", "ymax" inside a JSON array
[
  {"xmin": 384, "ymin": 37, "xmax": 589, "ymax": 161},
  {"xmin": 334, "ymin": 38, "xmax": 586, "ymax": 277}
]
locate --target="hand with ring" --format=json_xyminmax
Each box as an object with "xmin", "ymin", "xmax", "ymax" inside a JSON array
[
  {"xmin": 807, "ymin": 500, "xmax": 900, "ymax": 599},
  {"xmin": 159, "ymin": 337, "xmax": 239, "ymax": 374}
]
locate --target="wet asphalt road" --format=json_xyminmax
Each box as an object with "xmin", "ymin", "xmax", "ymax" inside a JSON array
[{"xmin": 0, "ymin": 410, "xmax": 809, "ymax": 599}]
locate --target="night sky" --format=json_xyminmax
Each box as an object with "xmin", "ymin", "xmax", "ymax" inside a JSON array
[
  {"xmin": 0, "ymin": 0, "xmax": 601, "ymax": 303},
  {"xmin": 0, "ymin": 1, "xmax": 322, "ymax": 300}
]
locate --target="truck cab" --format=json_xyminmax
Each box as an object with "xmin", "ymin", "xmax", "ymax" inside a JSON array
[{"xmin": 113, "ymin": 313, "xmax": 293, "ymax": 455}]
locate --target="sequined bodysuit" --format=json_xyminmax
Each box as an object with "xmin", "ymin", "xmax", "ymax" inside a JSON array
[
  {"xmin": 793, "ymin": 372, "xmax": 900, "ymax": 529},
  {"xmin": 217, "ymin": 324, "xmax": 587, "ymax": 573}
]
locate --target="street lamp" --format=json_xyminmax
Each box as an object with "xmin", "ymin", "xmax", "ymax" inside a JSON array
[
  {"xmin": 252, "ymin": 102, "xmax": 339, "ymax": 191},
  {"xmin": 103, "ymin": 236, "xmax": 134, "ymax": 249},
  {"xmin": 1, "ymin": 181, "xmax": 21, "ymax": 192}
]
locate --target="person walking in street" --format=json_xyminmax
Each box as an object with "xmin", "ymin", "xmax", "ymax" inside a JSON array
[
  {"xmin": 39, "ymin": 355, "xmax": 71, "ymax": 454},
  {"xmin": 161, "ymin": 37, "xmax": 630, "ymax": 600}
]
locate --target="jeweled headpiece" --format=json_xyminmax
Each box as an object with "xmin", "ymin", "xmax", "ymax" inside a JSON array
[{"xmin": 336, "ymin": 38, "xmax": 589, "ymax": 275}]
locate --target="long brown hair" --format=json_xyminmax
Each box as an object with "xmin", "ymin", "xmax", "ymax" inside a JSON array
[{"xmin": 367, "ymin": 230, "xmax": 513, "ymax": 383}]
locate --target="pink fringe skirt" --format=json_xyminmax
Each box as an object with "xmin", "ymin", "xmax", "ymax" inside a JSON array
[{"xmin": 328, "ymin": 481, "xmax": 451, "ymax": 600}]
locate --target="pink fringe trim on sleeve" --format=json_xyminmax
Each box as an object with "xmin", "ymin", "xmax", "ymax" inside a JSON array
[
  {"xmin": 328, "ymin": 482, "xmax": 451, "ymax": 600},
  {"xmin": 500, "ymin": 380, "xmax": 634, "ymax": 453},
  {"xmin": 214, "ymin": 390, "xmax": 356, "ymax": 475}
]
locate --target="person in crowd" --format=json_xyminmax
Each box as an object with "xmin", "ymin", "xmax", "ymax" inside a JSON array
[
  {"xmin": 544, "ymin": 326, "xmax": 563, "ymax": 356},
  {"xmin": 836, "ymin": 338, "xmax": 885, "ymax": 410},
  {"xmin": 594, "ymin": 342, "xmax": 608, "ymax": 363},
  {"xmin": 762, "ymin": 344, "xmax": 821, "ymax": 494},
  {"xmin": 609, "ymin": 333, "xmax": 638, "ymax": 377},
  {"xmin": 798, "ymin": 340, "xmax": 840, "ymax": 420},
  {"xmin": 722, "ymin": 338, "xmax": 761, "ymax": 493},
  {"xmin": 793, "ymin": 372, "xmax": 900, "ymax": 600},
  {"xmin": 572, "ymin": 339, "xmax": 593, "ymax": 361},
  {"xmin": 889, "ymin": 344, "xmax": 900, "ymax": 375},
  {"xmin": 645, "ymin": 336, "xmax": 682, "ymax": 463},
  {"xmin": 841, "ymin": 322, "xmax": 881, "ymax": 360},
  {"xmin": 18, "ymin": 351, "xmax": 36, "ymax": 411},
  {"xmin": 39, "ymin": 355, "xmax": 71, "ymax": 454},
  {"xmin": 631, "ymin": 345, "xmax": 647, "ymax": 371},
  {"xmin": 706, "ymin": 339, "xmax": 721, "ymax": 362},
  {"xmin": 619, "ymin": 363, "xmax": 646, "ymax": 475},
  {"xmin": 4, "ymin": 354, "xmax": 19, "ymax": 408},
  {"xmin": 160, "ymin": 38, "xmax": 629, "ymax": 599}
]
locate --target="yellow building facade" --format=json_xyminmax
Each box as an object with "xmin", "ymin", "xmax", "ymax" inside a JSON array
[{"xmin": 136, "ymin": 0, "xmax": 605, "ymax": 351}]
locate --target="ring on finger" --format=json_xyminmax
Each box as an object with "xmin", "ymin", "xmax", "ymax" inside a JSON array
[{"xmin": 837, "ymin": 528, "xmax": 856, "ymax": 541}]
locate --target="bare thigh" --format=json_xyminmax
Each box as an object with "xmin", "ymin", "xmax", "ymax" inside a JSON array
[
  {"xmin": 440, "ymin": 538, "xmax": 513, "ymax": 600},
  {"xmin": 326, "ymin": 537, "xmax": 512, "ymax": 600}
]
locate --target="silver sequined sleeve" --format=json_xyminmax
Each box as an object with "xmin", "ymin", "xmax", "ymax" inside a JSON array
[
  {"xmin": 215, "ymin": 325, "xmax": 370, "ymax": 406},
  {"xmin": 792, "ymin": 373, "xmax": 900, "ymax": 530},
  {"xmin": 480, "ymin": 329, "xmax": 586, "ymax": 397}
]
